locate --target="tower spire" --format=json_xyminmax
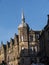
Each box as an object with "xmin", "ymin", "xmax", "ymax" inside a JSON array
[{"xmin": 22, "ymin": 11, "xmax": 25, "ymax": 23}]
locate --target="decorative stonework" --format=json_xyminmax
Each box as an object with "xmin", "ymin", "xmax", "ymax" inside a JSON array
[{"xmin": 0, "ymin": 12, "xmax": 41, "ymax": 65}]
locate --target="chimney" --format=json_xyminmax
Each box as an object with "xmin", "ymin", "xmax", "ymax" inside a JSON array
[{"xmin": 47, "ymin": 15, "xmax": 49, "ymax": 24}]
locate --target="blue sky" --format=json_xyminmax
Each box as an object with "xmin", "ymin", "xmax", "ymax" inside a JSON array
[{"xmin": 0, "ymin": 0, "xmax": 49, "ymax": 44}]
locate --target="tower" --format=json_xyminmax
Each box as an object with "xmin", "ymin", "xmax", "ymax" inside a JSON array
[
  {"xmin": 18, "ymin": 11, "xmax": 30, "ymax": 65},
  {"xmin": 18, "ymin": 11, "xmax": 29, "ymax": 54}
]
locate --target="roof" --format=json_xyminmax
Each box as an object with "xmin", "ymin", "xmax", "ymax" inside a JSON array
[{"xmin": 18, "ymin": 22, "xmax": 27, "ymax": 28}]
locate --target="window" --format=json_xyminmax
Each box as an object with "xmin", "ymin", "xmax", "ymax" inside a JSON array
[
  {"xmin": 30, "ymin": 46, "xmax": 37, "ymax": 54},
  {"xmin": 21, "ymin": 46, "xmax": 24, "ymax": 50},
  {"xmin": 36, "ymin": 34, "xmax": 39, "ymax": 39},
  {"xmin": 35, "ymin": 46, "xmax": 37, "ymax": 52},
  {"xmin": 30, "ymin": 46, "xmax": 34, "ymax": 51},
  {"xmin": 33, "ymin": 34, "xmax": 35, "ymax": 41},
  {"xmin": 21, "ymin": 36, "xmax": 23, "ymax": 42},
  {"xmin": 30, "ymin": 35, "xmax": 33, "ymax": 42}
]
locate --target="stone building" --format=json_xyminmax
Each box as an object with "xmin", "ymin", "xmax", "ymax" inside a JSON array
[
  {"xmin": 0, "ymin": 12, "xmax": 41, "ymax": 65},
  {"xmin": 0, "ymin": 42, "xmax": 6, "ymax": 63},
  {"xmin": 6, "ymin": 35, "xmax": 19, "ymax": 65},
  {"xmin": 39, "ymin": 15, "xmax": 49, "ymax": 60}
]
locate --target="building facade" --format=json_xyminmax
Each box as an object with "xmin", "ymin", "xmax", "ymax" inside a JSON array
[
  {"xmin": 39, "ymin": 15, "xmax": 49, "ymax": 61},
  {"xmin": 1, "ymin": 12, "xmax": 48, "ymax": 65},
  {"xmin": 0, "ymin": 42, "xmax": 6, "ymax": 63}
]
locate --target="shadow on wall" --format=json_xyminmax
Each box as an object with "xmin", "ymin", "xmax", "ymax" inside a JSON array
[
  {"xmin": 18, "ymin": 48, "xmax": 49, "ymax": 65},
  {"xmin": 18, "ymin": 48, "xmax": 29, "ymax": 65},
  {"xmin": 18, "ymin": 48, "xmax": 38, "ymax": 65},
  {"xmin": 0, "ymin": 61, "xmax": 7, "ymax": 65}
]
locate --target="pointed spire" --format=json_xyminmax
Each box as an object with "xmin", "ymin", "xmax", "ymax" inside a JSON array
[
  {"xmin": 22, "ymin": 11, "xmax": 25, "ymax": 23},
  {"xmin": 22, "ymin": 11, "xmax": 24, "ymax": 19},
  {"xmin": 1, "ymin": 41, "xmax": 3, "ymax": 46},
  {"xmin": 1, "ymin": 41, "xmax": 3, "ymax": 45}
]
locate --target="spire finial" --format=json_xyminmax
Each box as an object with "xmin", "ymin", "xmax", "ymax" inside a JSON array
[
  {"xmin": 22, "ymin": 11, "xmax": 24, "ymax": 19},
  {"xmin": 22, "ymin": 11, "xmax": 25, "ymax": 23}
]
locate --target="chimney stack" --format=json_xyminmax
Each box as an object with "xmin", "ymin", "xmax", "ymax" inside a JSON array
[{"xmin": 47, "ymin": 15, "xmax": 49, "ymax": 24}]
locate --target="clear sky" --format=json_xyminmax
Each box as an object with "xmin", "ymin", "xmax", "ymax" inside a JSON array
[{"xmin": 0, "ymin": 0, "xmax": 49, "ymax": 44}]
